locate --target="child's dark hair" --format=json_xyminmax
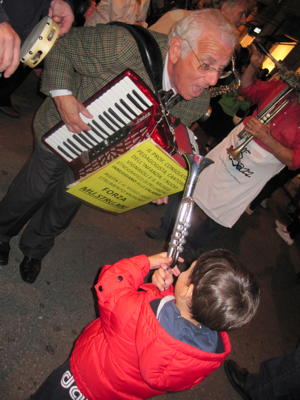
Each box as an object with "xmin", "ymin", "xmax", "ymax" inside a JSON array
[{"xmin": 189, "ymin": 249, "xmax": 260, "ymax": 331}]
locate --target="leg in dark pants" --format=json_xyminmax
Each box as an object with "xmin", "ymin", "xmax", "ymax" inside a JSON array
[
  {"xmin": 161, "ymin": 192, "xmax": 183, "ymax": 236},
  {"xmin": 286, "ymin": 207, "xmax": 300, "ymax": 240},
  {"xmin": 0, "ymin": 144, "xmax": 81, "ymax": 260},
  {"xmin": 250, "ymin": 167, "xmax": 299, "ymax": 211},
  {"xmin": 28, "ymin": 360, "xmax": 88, "ymax": 400},
  {"xmin": 182, "ymin": 207, "xmax": 223, "ymax": 264},
  {"xmin": 145, "ymin": 192, "xmax": 182, "ymax": 240},
  {"xmin": 0, "ymin": 65, "xmax": 31, "ymax": 116},
  {"xmin": 245, "ymin": 344, "xmax": 300, "ymax": 399}
]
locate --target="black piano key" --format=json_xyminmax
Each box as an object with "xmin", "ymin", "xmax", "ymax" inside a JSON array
[
  {"xmin": 99, "ymin": 115, "xmax": 116, "ymax": 132},
  {"xmin": 103, "ymin": 110, "xmax": 121, "ymax": 130},
  {"xmin": 73, "ymin": 134, "xmax": 90, "ymax": 150},
  {"xmin": 89, "ymin": 121, "xmax": 109, "ymax": 138},
  {"xmin": 79, "ymin": 132, "xmax": 94, "ymax": 147},
  {"xmin": 88, "ymin": 123, "xmax": 106, "ymax": 140},
  {"xmin": 120, "ymin": 98, "xmax": 138, "ymax": 118},
  {"xmin": 108, "ymin": 107, "xmax": 126, "ymax": 125},
  {"xmin": 132, "ymin": 89, "xmax": 150, "ymax": 108},
  {"xmin": 115, "ymin": 103, "xmax": 132, "ymax": 121},
  {"xmin": 83, "ymin": 129, "xmax": 100, "ymax": 144},
  {"xmin": 67, "ymin": 138, "xmax": 82, "ymax": 153},
  {"xmin": 57, "ymin": 145, "xmax": 73, "ymax": 160},
  {"xmin": 63, "ymin": 141, "xmax": 80, "ymax": 157},
  {"xmin": 127, "ymin": 93, "xmax": 144, "ymax": 112},
  {"xmin": 115, "ymin": 102, "xmax": 132, "ymax": 120}
]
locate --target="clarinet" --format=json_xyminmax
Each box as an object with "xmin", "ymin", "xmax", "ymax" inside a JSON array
[{"xmin": 167, "ymin": 153, "xmax": 214, "ymax": 268}]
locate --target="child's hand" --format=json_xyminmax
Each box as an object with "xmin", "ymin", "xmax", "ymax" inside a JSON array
[
  {"xmin": 149, "ymin": 253, "xmax": 182, "ymax": 291},
  {"xmin": 148, "ymin": 252, "xmax": 172, "ymax": 270},
  {"xmin": 152, "ymin": 266, "xmax": 173, "ymax": 291}
]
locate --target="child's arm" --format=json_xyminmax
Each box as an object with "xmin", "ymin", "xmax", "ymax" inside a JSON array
[{"xmin": 95, "ymin": 253, "xmax": 173, "ymax": 308}]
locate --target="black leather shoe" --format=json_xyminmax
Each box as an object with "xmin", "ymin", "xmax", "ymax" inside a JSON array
[
  {"xmin": 0, "ymin": 241, "xmax": 10, "ymax": 265},
  {"xmin": 19, "ymin": 257, "xmax": 41, "ymax": 284},
  {"xmin": 0, "ymin": 105, "xmax": 20, "ymax": 118},
  {"xmin": 145, "ymin": 226, "xmax": 169, "ymax": 240},
  {"xmin": 224, "ymin": 360, "xmax": 252, "ymax": 400}
]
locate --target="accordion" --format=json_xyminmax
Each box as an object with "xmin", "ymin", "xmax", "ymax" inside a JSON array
[{"xmin": 43, "ymin": 69, "xmax": 193, "ymax": 179}]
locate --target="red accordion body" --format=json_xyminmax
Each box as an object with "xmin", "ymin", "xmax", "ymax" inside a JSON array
[{"xmin": 43, "ymin": 69, "xmax": 192, "ymax": 179}]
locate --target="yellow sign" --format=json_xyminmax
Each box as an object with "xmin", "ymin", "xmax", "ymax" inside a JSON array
[{"xmin": 67, "ymin": 140, "xmax": 188, "ymax": 213}]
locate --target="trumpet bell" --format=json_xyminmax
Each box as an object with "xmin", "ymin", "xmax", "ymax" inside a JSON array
[{"xmin": 227, "ymin": 144, "xmax": 242, "ymax": 160}]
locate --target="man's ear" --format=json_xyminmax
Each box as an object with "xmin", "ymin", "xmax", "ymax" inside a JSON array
[{"xmin": 169, "ymin": 36, "xmax": 182, "ymax": 65}]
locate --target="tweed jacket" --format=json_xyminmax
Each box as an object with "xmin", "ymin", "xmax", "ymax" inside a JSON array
[{"xmin": 34, "ymin": 24, "xmax": 210, "ymax": 148}]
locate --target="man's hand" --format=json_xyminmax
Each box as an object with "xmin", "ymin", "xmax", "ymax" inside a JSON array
[
  {"xmin": 152, "ymin": 196, "xmax": 169, "ymax": 205},
  {"xmin": 244, "ymin": 115, "xmax": 294, "ymax": 167},
  {"xmin": 244, "ymin": 117, "xmax": 271, "ymax": 143},
  {"xmin": 0, "ymin": 22, "xmax": 21, "ymax": 77},
  {"xmin": 48, "ymin": 0, "xmax": 74, "ymax": 36},
  {"xmin": 53, "ymin": 95, "xmax": 93, "ymax": 133},
  {"xmin": 149, "ymin": 252, "xmax": 181, "ymax": 291}
]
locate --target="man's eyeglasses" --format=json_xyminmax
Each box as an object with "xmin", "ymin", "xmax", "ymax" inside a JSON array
[{"xmin": 183, "ymin": 39, "xmax": 231, "ymax": 79}]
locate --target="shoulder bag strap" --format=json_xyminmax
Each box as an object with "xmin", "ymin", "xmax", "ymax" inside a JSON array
[{"xmin": 109, "ymin": 21, "xmax": 163, "ymax": 96}]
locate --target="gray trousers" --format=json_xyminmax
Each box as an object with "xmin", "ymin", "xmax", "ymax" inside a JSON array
[{"xmin": 0, "ymin": 144, "xmax": 81, "ymax": 259}]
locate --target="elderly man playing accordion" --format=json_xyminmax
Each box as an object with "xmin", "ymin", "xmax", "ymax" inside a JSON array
[{"xmin": 0, "ymin": 9, "xmax": 237, "ymax": 283}]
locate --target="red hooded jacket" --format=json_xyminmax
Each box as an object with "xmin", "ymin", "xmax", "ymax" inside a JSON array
[{"xmin": 70, "ymin": 255, "xmax": 231, "ymax": 399}]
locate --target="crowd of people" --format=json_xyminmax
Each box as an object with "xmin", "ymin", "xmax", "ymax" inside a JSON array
[{"xmin": 0, "ymin": 0, "xmax": 299, "ymax": 399}]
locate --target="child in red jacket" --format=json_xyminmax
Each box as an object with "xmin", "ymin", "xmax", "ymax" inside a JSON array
[{"xmin": 29, "ymin": 249, "xmax": 260, "ymax": 400}]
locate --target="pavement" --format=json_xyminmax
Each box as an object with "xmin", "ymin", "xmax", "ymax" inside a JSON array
[{"xmin": 0, "ymin": 72, "xmax": 300, "ymax": 400}]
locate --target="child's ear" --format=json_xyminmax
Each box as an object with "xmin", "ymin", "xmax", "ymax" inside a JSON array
[{"xmin": 184, "ymin": 283, "xmax": 194, "ymax": 299}]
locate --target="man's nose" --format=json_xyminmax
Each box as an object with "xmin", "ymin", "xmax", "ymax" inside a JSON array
[{"xmin": 205, "ymin": 70, "xmax": 219, "ymax": 87}]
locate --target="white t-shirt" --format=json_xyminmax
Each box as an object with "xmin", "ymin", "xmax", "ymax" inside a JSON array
[{"xmin": 193, "ymin": 123, "xmax": 284, "ymax": 227}]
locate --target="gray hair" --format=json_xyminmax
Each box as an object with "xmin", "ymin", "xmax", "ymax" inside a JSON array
[{"xmin": 169, "ymin": 9, "xmax": 238, "ymax": 58}]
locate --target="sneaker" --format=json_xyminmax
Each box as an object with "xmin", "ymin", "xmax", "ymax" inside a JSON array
[
  {"xmin": 145, "ymin": 226, "xmax": 168, "ymax": 240},
  {"xmin": 275, "ymin": 220, "xmax": 288, "ymax": 231},
  {"xmin": 275, "ymin": 226, "xmax": 294, "ymax": 246}
]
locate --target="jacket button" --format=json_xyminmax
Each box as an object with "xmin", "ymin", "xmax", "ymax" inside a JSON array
[
  {"xmin": 117, "ymin": 276, "xmax": 123, "ymax": 281},
  {"xmin": 98, "ymin": 286, "xmax": 103, "ymax": 291}
]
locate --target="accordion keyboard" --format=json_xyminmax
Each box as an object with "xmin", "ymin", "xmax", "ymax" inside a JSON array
[{"xmin": 43, "ymin": 74, "xmax": 154, "ymax": 163}]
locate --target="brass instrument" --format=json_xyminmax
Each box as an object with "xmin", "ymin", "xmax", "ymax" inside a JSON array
[
  {"xmin": 167, "ymin": 154, "xmax": 214, "ymax": 268},
  {"xmin": 227, "ymin": 85, "xmax": 294, "ymax": 160},
  {"xmin": 209, "ymin": 56, "xmax": 241, "ymax": 98}
]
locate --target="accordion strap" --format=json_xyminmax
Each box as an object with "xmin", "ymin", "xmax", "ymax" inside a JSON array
[{"xmin": 109, "ymin": 22, "xmax": 163, "ymax": 96}]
